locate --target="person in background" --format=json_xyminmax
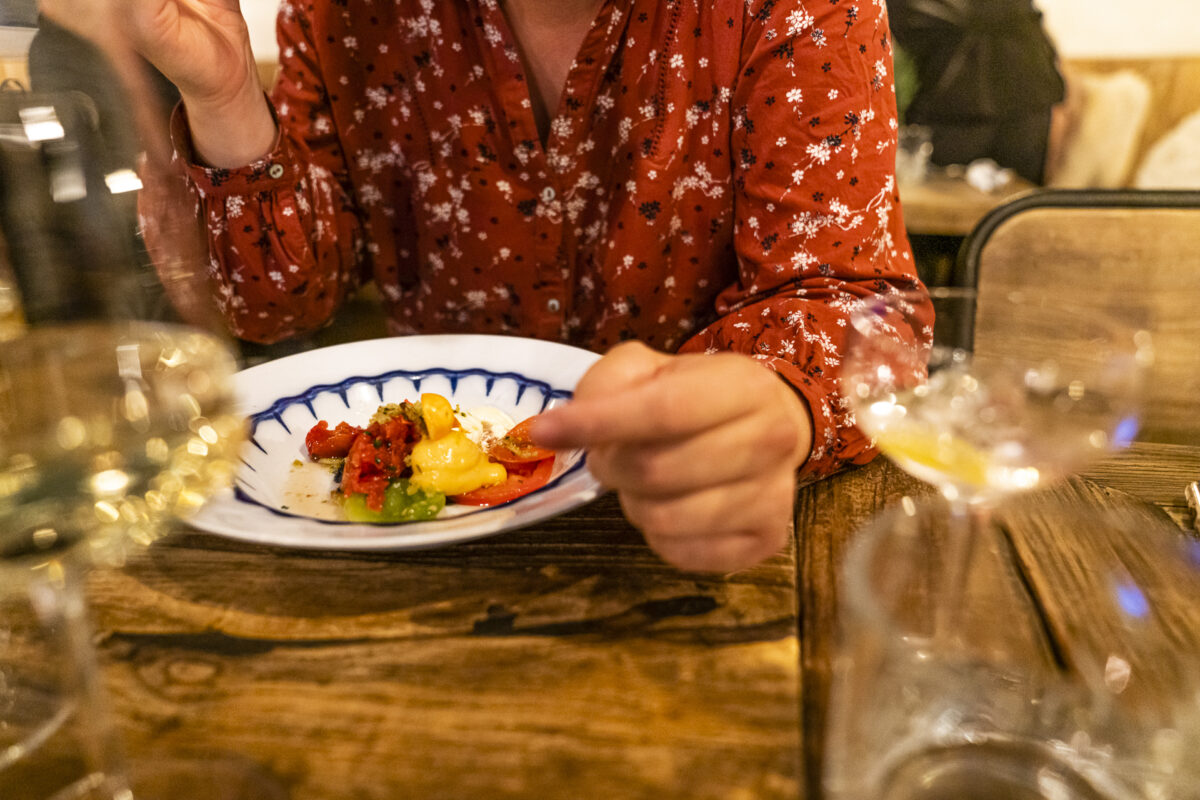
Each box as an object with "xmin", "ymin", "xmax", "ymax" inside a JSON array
[
  {"xmin": 887, "ymin": 0, "xmax": 1066, "ymax": 184},
  {"xmin": 125, "ymin": 0, "xmax": 929, "ymax": 573}
]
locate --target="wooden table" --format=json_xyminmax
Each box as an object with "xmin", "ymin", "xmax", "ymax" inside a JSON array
[
  {"xmin": 76, "ymin": 442, "xmax": 1198, "ymax": 799},
  {"xmin": 898, "ymin": 171, "xmax": 1036, "ymax": 237}
]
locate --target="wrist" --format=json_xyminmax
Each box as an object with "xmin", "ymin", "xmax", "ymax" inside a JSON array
[
  {"xmin": 183, "ymin": 81, "xmax": 278, "ymax": 168},
  {"xmin": 773, "ymin": 372, "xmax": 814, "ymax": 469}
]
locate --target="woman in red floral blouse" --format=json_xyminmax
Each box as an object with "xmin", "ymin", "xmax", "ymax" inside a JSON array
[{"xmin": 131, "ymin": 0, "xmax": 928, "ymax": 572}]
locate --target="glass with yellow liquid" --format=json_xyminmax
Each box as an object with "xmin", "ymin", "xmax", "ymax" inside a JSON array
[
  {"xmin": 841, "ymin": 288, "xmax": 1152, "ymax": 508},
  {"xmin": 839, "ymin": 287, "xmax": 1154, "ymax": 655},
  {"xmin": 0, "ymin": 324, "xmax": 245, "ymax": 799}
]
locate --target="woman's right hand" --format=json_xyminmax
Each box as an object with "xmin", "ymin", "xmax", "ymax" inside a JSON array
[
  {"xmin": 126, "ymin": 0, "xmax": 277, "ymax": 166},
  {"xmin": 129, "ymin": 0, "xmax": 257, "ymax": 108}
]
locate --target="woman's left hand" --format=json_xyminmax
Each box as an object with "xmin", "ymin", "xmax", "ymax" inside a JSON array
[{"xmin": 531, "ymin": 341, "xmax": 812, "ymax": 572}]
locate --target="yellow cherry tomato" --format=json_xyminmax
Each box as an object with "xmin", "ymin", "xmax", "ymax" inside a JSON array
[{"xmin": 420, "ymin": 392, "xmax": 456, "ymax": 440}]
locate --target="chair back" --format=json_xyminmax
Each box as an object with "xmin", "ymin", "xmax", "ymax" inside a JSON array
[{"xmin": 956, "ymin": 190, "xmax": 1200, "ymax": 445}]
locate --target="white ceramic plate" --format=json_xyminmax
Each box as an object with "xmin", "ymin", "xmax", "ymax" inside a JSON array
[{"xmin": 188, "ymin": 335, "xmax": 604, "ymax": 550}]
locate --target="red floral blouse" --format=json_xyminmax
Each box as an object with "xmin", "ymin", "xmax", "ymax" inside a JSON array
[{"xmin": 164, "ymin": 0, "xmax": 922, "ymax": 481}]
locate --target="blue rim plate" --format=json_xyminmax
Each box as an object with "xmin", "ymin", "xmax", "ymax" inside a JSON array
[{"xmin": 187, "ymin": 334, "xmax": 604, "ymax": 550}]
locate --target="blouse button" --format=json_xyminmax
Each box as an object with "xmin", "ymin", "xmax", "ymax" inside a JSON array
[
  {"xmin": 540, "ymin": 186, "xmax": 556, "ymax": 203},
  {"xmin": 545, "ymin": 298, "xmax": 562, "ymax": 313},
  {"xmin": 268, "ymin": 163, "xmax": 285, "ymax": 179}
]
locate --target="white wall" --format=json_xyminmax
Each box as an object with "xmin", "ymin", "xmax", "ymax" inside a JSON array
[
  {"xmin": 244, "ymin": 0, "xmax": 280, "ymax": 61},
  {"xmin": 1036, "ymin": 0, "xmax": 1200, "ymax": 58},
  {"xmin": 243, "ymin": 1, "xmax": 1200, "ymax": 61}
]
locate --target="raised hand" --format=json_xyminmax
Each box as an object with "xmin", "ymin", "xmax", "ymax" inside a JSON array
[
  {"xmin": 532, "ymin": 341, "xmax": 812, "ymax": 573},
  {"xmin": 123, "ymin": 0, "xmax": 276, "ymax": 166}
]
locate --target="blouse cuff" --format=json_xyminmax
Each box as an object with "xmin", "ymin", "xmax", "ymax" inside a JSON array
[
  {"xmin": 168, "ymin": 99, "xmax": 295, "ymax": 197},
  {"xmin": 756, "ymin": 355, "xmax": 870, "ymax": 482}
]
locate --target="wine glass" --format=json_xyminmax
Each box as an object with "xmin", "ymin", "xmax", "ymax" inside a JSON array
[
  {"xmin": 839, "ymin": 287, "xmax": 1153, "ymax": 607},
  {"xmin": 824, "ymin": 496, "xmax": 1200, "ymax": 800},
  {"xmin": 0, "ymin": 325, "xmax": 243, "ymax": 800},
  {"xmin": 841, "ymin": 287, "xmax": 1152, "ymax": 509},
  {"xmin": 0, "ymin": 3, "xmax": 260, "ymax": 797}
]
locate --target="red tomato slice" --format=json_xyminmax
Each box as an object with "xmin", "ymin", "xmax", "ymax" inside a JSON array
[
  {"xmin": 339, "ymin": 417, "xmax": 417, "ymax": 511},
  {"xmin": 305, "ymin": 420, "xmax": 363, "ymax": 459},
  {"xmin": 487, "ymin": 416, "xmax": 555, "ymax": 465},
  {"xmin": 342, "ymin": 434, "xmax": 391, "ymax": 511},
  {"xmin": 451, "ymin": 456, "xmax": 555, "ymax": 507}
]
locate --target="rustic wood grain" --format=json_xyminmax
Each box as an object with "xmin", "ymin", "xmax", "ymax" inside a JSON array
[
  {"xmin": 83, "ymin": 492, "xmax": 803, "ymax": 800},
  {"xmin": 999, "ymin": 478, "xmax": 1200, "ymax": 720},
  {"xmin": 795, "ymin": 443, "xmax": 1199, "ymax": 798},
  {"xmin": 47, "ymin": 443, "xmax": 1195, "ymax": 800},
  {"xmin": 793, "ymin": 458, "xmax": 930, "ymax": 799},
  {"xmin": 1081, "ymin": 443, "xmax": 1200, "ymax": 529}
]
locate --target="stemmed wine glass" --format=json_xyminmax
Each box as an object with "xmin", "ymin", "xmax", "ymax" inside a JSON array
[
  {"xmin": 0, "ymin": 3, "xmax": 258, "ymax": 797},
  {"xmin": 839, "ymin": 287, "xmax": 1153, "ymax": 612},
  {"xmin": 0, "ymin": 324, "xmax": 243, "ymax": 800}
]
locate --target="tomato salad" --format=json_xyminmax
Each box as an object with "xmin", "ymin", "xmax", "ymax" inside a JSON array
[{"xmin": 303, "ymin": 393, "xmax": 556, "ymax": 523}]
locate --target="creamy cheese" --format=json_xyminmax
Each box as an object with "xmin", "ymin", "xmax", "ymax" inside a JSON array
[{"xmin": 456, "ymin": 405, "xmax": 516, "ymax": 450}]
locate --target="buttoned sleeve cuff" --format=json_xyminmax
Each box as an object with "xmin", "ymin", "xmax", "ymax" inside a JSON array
[
  {"xmin": 168, "ymin": 98, "xmax": 297, "ymax": 198},
  {"xmin": 756, "ymin": 355, "xmax": 878, "ymax": 484}
]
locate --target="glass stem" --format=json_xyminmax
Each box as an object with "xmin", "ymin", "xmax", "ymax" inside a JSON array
[
  {"xmin": 35, "ymin": 554, "xmax": 134, "ymax": 800},
  {"xmin": 937, "ymin": 494, "xmax": 984, "ymax": 643}
]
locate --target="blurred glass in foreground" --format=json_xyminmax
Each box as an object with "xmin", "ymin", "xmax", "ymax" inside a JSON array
[
  {"xmin": 825, "ymin": 497, "xmax": 1200, "ymax": 800},
  {"xmin": 0, "ymin": 2, "xmax": 254, "ymax": 796}
]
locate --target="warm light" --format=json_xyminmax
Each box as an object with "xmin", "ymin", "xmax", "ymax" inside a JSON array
[
  {"xmin": 1134, "ymin": 330, "xmax": 1155, "ymax": 368},
  {"xmin": 104, "ymin": 169, "xmax": 143, "ymax": 194},
  {"xmin": 145, "ymin": 437, "xmax": 170, "ymax": 463},
  {"xmin": 55, "ymin": 416, "xmax": 87, "ymax": 450},
  {"xmin": 159, "ymin": 347, "xmax": 187, "ymax": 369},
  {"xmin": 116, "ymin": 343, "xmax": 144, "ymax": 379},
  {"xmin": 869, "ymin": 399, "xmax": 900, "ymax": 419},
  {"xmin": 19, "ymin": 106, "xmax": 65, "ymax": 142},
  {"xmin": 1036, "ymin": 768, "xmax": 1075, "ymax": 800},
  {"xmin": 1009, "ymin": 467, "xmax": 1041, "ymax": 490},
  {"xmin": 93, "ymin": 500, "xmax": 121, "ymax": 523},
  {"xmin": 32, "ymin": 528, "xmax": 58, "ymax": 549},
  {"xmin": 186, "ymin": 369, "xmax": 213, "ymax": 396},
  {"xmin": 90, "ymin": 468, "xmax": 131, "ymax": 496},
  {"xmin": 1104, "ymin": 655, "xmax": 1132, "ymax": 694},
  {"xmin": 123, "ymin": 387, "xmax": 150, "ymax": 424}
]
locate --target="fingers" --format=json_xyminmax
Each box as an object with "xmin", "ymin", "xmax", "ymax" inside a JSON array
[
  {"xmin": 533, "ymin": 349, "xmax": 785, "ymax": 449},
  {"xmin": 619, "ymin": 470, "xmax": 796, "ymax": 573},
  {"xmin": 573, "ymin": 340, "xmax": 671, "ymax": 398},
  {"xmin": 585, "ymin": 407, "xmax": 806, "ymax": 495},
  {"xmin": 538, "ymin": 347, "xmax": 810, "ymax": 573}
]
